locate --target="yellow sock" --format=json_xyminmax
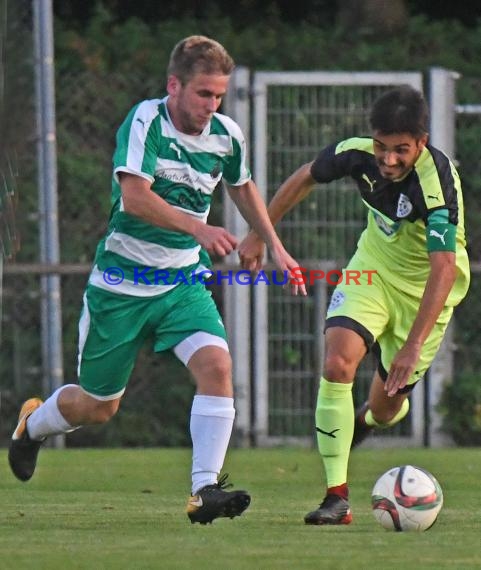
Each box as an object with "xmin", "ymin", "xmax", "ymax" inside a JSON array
[
  {"xmin": 315, "ymin": 378, "xmax": 354, "ymax": 488},
  {"xmin": 365, "ymin": 398, "xmax": 410, "ymax": 428}
]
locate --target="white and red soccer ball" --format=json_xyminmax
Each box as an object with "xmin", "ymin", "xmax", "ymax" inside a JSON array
[{"xmin": 371, "ymin": 465, "xmax": 443, "ymax": 531}]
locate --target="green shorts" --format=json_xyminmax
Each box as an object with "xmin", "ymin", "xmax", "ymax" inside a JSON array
[
  {"xmin": 77, "ymin": 283, "xmax": 227, "ymax": 398},
  {"xmin": 325, "ymin": 256, "xmax": 453, "ymax": 389}
]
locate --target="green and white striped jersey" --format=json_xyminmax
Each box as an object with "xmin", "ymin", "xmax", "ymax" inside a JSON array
[{"xmin": 89, "ymin": 96, "xmax": 251, "ymax": 296}]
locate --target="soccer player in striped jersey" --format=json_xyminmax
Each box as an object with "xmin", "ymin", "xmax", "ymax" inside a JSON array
[
  {"xmin": 239, "ymin": 85, "xmax": 470, "ymax": 525},
  {"xmin": 8, "ymin": 36, "xmax": 305, "ymax": 525}
]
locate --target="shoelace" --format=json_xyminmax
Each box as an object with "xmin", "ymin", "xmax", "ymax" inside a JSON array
[
  {"xmin": 215, "ymin": 473, "xmax": 234, "ymax": 490},
  {"xmin": 319, "ymin": 494, "xmax": 344, "ymax": 509}
]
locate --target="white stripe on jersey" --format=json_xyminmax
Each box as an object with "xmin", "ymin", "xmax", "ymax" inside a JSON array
[
  {"xmin": 214, "ymin": 112, "xmax": 251, "ymax": 185},
  {"xmin": 154, "ymin": 158, "xmax": 222, "ymax": 194},
  {"xmin": 160, "ymin": 102, "xmax": 250, "ymax": 186},
  {"xmin": 125, "ymin": 100, "xmax": 161, "ymax": 176},
  {"xmin": 160, "ymin": 115, "xmax": 233, "ymax": 154},
  {"xmin": 77, "ymin": 292, "xmax": 90, "ymax": 376},
  {"xmin": 105, "ymin": 231, "xmax": 202, "ymax": 268},
  {"xmin": 114, "ymin": 166, "xmax": 154, "ymax": 185}
]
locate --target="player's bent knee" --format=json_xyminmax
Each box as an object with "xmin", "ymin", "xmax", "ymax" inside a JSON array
[
  {"xmin": 370, "ymin": 398, "xmax": 409, "ymax": 426},
  {"xmin": 188, "ymin": 346, "xmax": 232, "ymax": 379},
  {"xmin": 190, "ymin": 351, "xmax": 233, "ymax": 396},
  {"xmin": 87, "ymin": 399, "xmax": 120, "ymax": 424},
  {"xmin": 206, "ymin": 355, "xmax": 232, "ymax": 381},
  {"xmin": 323, "ymin": 353, "xmax": 356, "ymax": 382}
]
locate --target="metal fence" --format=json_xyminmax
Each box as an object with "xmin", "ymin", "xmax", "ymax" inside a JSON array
[{"xmin": 2, "ymin": 2, "xmax": 481, "ymax": 448}]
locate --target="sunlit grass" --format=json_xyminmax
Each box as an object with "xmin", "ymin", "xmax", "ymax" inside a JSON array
[{"xmin": 0, "ymin": 447, "xmax": 480, "ymax": 569}]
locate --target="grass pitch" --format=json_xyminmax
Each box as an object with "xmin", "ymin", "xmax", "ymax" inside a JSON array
[{"xmin": 0, "ymin": 447, "xmax": 480, "ymax": 569}]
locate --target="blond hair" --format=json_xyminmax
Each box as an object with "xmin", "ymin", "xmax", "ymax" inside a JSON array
[{"xmin": 167, "ymin": 35, "xmax": 235, "ymax": 84}]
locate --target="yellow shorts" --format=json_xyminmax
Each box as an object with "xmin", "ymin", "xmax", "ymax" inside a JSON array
[{"xmin": 325, "ymin": 256, "xmax": 452, "ymax": 389}]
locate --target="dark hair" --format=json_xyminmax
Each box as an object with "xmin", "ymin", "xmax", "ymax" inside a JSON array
[
  {"xmin": 167, "ymin": 35, "xmax": 235, "ymax": 85},
  {"xmin": 369, "ymin": 85, "xmax": 429, "ymax": 137}
]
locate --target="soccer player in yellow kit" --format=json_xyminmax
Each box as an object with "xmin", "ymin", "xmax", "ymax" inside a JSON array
[{"xmin": 239, "ymin": 85, "xmax": 470, "ymax": 524}]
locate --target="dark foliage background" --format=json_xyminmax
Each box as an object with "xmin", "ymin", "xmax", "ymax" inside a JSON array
[{"xmin": 52, "ymin": 0, "xmax": 481, "ymax": 29}]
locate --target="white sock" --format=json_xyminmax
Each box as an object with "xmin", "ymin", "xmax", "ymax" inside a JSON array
[
  {"xmin": 190, "ymin": 395, "xmax": 235, "ymax": 495},
  {"xmin": 27, "ymin": 384, "xmax": 80, "ymax": 440}
]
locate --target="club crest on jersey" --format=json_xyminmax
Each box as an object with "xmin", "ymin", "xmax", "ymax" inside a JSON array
[
  {"xmin": 396, "ymin": 193, "xmax": 413, "ymax": 218},
  {"xmin": 328, "ymin": 291, "xmax": 345, "ymax": 312}
]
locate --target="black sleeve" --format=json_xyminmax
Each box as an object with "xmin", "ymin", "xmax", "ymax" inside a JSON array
[{"xmin": 310, "ymin": 139, "xmax": 365, "ymax": 183}]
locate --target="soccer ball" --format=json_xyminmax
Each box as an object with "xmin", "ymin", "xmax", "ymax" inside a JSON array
[{"xmin": 371, "ymin": 465, "xmax": 443, "ymax": 531}]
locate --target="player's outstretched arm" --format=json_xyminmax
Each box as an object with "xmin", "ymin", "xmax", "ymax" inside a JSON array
[
  {"xmin": 226, "ymin": 179, "xmax": 306, "ymax": 295},
  {"xmin": 261, "ymin": 161, "xmax": 317, "ymax": 227},
  {"xmin": 236, "ymin": 162, "xmax": 317, "ymax": 292},
  {"xmin": 238, "ymin": 161, "xmax": 317, "ymax": 265}
]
